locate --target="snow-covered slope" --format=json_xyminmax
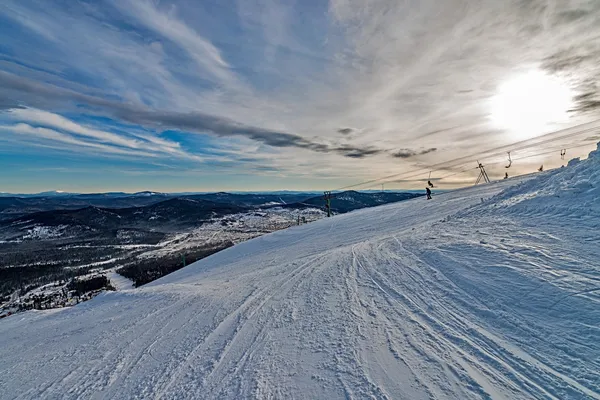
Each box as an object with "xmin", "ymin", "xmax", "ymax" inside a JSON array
[{"xmin": 1, "ymin": 147, "xmax": 599, "ymax": 399}]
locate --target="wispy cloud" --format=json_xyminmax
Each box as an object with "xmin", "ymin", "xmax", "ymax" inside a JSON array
[
  {"xmin": 337, "ymin": 128, "xmax": 354, "ymax": 135},
  {"xmin": 0, "ymin": 123, "xmax": 156, "ymax": 158},
  {"xmin": 8, "ymin": 108, "xmax": 144, "ymax": 149},
  {"xmin": 113, "ymin": 0, "xmax": 242, "ymax": 91},
  {"xmin": 392, "ymin": 148, "xmax": 438, "ymax": 159},
  {"xmin": 1, "ymin": 0, "xmax": 600, "ymax": 191},
  {"xmin": 0, "ymin": 74, "xmax": 386, "ymax": 159},
  {"xmin": 2, "ymin": 107, "xmax": 209, "ymax": 162}
]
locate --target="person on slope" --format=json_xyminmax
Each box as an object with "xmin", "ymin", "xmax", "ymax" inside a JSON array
[{"xmin": 426, "ymin": 186, "xmax": 432, "ymax": 200}]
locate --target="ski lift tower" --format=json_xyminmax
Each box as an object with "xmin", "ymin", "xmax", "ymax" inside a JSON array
[
  {"xmin": 475, "ymin": 161, "xmax": 491, "ymax": 185},
  {"xmin": 324, "ymin": 191, "xmax": 333, "ymax": 217}
]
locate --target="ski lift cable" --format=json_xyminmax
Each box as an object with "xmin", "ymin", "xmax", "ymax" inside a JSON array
[
  {"xmin": 357, "ymin": 139, "xmax": 588, "ymax": 190},
  {"xmin": 481, "ymin": 140, "xmax": 594, "ymax": 167},
  {"xmin": 409, "ymin": 129, "xmax": 598, "ymax": 184},
  {"xmin": 372, "ymin": 138, "xmax": 593, "ymax": 190},
  {"xmin": 368, "ymin": 165, "xmax": 477, "ymax": 187},
  {"xmin": 467, "ymin": 141, "xmax": 593, "ymax": 172},
  {"xmin": 510, "ymin": 142, "xmax": 595, "ymax": 162},
  {"xmin": 333, "ymin": 119, "xmax": 600, "ymax": 191},
  {"xmin": 376, "ymin": 140, "xmax": 596, "ymax": 191}
]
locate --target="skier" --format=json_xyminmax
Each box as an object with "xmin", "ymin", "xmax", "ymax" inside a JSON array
[{"xmin": 426, "ymin": 187, "xmax": 432, "ymax": 200}]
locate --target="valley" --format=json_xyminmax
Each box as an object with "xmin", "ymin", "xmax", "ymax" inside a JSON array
[{"xmin": 0, "ymin": 190, "xmax": 420, "ymax": 316}]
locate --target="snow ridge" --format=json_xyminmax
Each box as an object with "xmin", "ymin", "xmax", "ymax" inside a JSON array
[{"xmin": 482, "ymin": 142, "xmax": 600, "ymax": 219}]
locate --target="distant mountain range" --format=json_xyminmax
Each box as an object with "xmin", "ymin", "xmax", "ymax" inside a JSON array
[
  {"xmin": 4, "ymin": 198, "xmax": 244, "ymax": 231},
  {"xmin": 0, "ymin": 190, "xmax": 422, "ymax": 220},
  {"xmin": 0, "ymin": 191, "xmax": 421, "ymax": 235},
  {"xmin": 0, "ymin": 194, "xmax": 172, "ymax": 220},
  {"xmin": 0, "ymin": 191, "xmax": 319, "ymax": 219},
  {"xmin": 0, "ymin": 190, "xmax": 322, "ymax": 198}
]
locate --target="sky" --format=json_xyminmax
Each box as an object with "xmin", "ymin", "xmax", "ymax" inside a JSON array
[{"xmin": 1, "ymin": 0, "xmax": 600, "ymax": 193}]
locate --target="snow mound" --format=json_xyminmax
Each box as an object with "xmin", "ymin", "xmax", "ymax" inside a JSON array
[{"xmin": 486, "ymin": 142, "xmax": 600, "ymax": 219}]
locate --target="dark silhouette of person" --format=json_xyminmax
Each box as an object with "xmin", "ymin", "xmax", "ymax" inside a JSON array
[{"xmin": 426, "ymin": 187, "xmax": 432, "ymax": 200}]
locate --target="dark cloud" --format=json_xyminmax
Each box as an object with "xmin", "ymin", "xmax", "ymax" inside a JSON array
[
  {"xmin": 251, "ymin": 165, "xmax": 281, "ymax": 173},
  {"xmin": 392, "ymin": 147, "xmax": 437, "ymax": 158},
  {"xmin": 121, "ymin": 108, "xmax": 321, "ymax": 150},
  {"xmin": 333, "ymin": 146, "xmax": 382, "ymax": 158},
  {"xmin": 391, "ymin": 149, "xmax": 417, "ymax": 158},
  {"xmin": 571, "ymin": 91, "xmax": 600, "ymax": 113},
  {"xmin": 419, "ymin": 126, "xmax": 460, "ymax": 138},
  {"xmin": 337, "ymin": 128, "xmax": 354, "ymax": 135},
  {"xmin": 236, "ymin": 157, "xmax": 265, "ymax": 163},
  {"xmin": 541, "ymin": 46, "xmax": 600, "ymax": 114},
  {"xmin": 556, "ymin": 9, "xmax": 591, "ymax": 24},
  {"xmin": 0, "ymin": 70, "xmax": 126, "ymax": 112},
  {"xmin": 0, "ymin": 71, "xmax": 386, "ymax": 158},
  {"xmin": 542, "ymin": 50, "xmax": 591, "ymax": 74}
]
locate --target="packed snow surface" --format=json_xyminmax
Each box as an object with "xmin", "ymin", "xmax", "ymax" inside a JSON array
[{"xmin": 1, "ymin": 145, "xmax": 600, "ymax": 399}]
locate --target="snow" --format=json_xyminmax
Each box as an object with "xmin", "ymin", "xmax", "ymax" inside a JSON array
[
  {"xmin": 486, "ymin": 143, "xmax": 600, "ymax": 219},
  {"xmin": 139, "ymin": 207, "xmax": 324, "ymax": 259},
  {"xmin": 1, "ymin": 146, "xmax": 599, "ymax": 399},
  {"xmin": 22, "ymin": 225, "xmax": 68, "ymax": 240},
  {"xmin": 64, "ymin": 257, "xmax": 120, "ymax": 270},
  {"xmin": 106, "ymin": 270, "xmax": 134, "ymax": 291}
]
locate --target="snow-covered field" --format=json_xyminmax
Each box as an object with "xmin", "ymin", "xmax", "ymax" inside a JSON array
[
  {"xmin": 138, "ymin": 207, "xmax": 324, "ymax": 259},
  {"xmin": 0, "ymin": 146, "xmax": 599, "ymax": 399}
]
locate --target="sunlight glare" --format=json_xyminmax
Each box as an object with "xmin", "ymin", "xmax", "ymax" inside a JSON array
[{"xmin": 491, "ymin": 69, "xmax": 573, "ymax": 140}]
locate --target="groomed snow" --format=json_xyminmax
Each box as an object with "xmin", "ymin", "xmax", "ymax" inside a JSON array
[{"xmin": 1, "ymin": 145, "xmax": 599, "ymax": 399}]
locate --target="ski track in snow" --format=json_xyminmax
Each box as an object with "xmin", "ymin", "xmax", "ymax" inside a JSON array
[{"xmin": 0, "ymin": 175, "xmax": 599, "ymax": 399}]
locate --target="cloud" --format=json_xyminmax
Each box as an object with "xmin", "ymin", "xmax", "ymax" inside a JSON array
[
  {"xmin": 332, "ymin": 145, "xmax": 382, "ymax": 158},
  {"xmin": 127, "ymin": 110, "xmax": 387, "ymax": 158},
  {"xmin": 0, "ymin": 123, "xmax": 156, "ymax": 158},
  {"xmin": 112, "ymin": 0, "xmax": 241, "ymax": 91},
  {"xmin": 542, "ymin": 50, "xmax": 591, "ymax": 74},
  {"xmin": 2, "ymin": 0, "xmax": 600, "ymax": 191},
  {"xmin": 418, "ymin": 126, "xmax": 461, "ymax": 139},
  {"xmin": 0, "ymin": 72, "xmax": 387, "ymax": 158},
  {"xmin": 571, "ymin": 91, "xmax": 600, "ymax": 113},
  {"xmin": 391, "ymin": 149, "xmax": 418, "ymax": 159},
  {"xmin": 392, "ymin": 148, "xmax": 437, "ymax": 159},
  {"xmin": 421, "ymin": 147, "xmax": 437, "ymax": 155},
  {"xmin": 0, "ymin": 70, "xmax": 116, "ymax": 111},
  {"xmin": 2, "ymin": 107, "xmax": 208, "ymax": 162},
  {"xmin": 8, "ymin": 108, "xmax": 144, "ymax": 149}
]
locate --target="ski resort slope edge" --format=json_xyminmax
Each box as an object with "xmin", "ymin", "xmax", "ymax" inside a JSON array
[{"xmin": 1, "ymin": 147, "xmax": 600, "ymax": 399}]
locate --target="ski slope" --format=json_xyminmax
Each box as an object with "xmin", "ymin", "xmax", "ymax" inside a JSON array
[{"xmin": 1, "ymin": 146, "xmax": 599, "ymax": 399}]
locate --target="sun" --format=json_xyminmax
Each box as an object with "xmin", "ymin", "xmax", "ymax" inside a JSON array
[{"xmin": 490, "ymin": 69, "xmax": 573, "ymax": 140}]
